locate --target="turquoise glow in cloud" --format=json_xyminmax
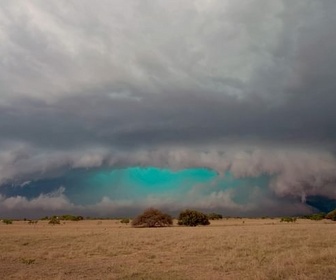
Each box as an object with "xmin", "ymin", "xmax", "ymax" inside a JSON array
[
  {"xmin": 69, "ymin": 167, "xmax": 218, "ymax": 204},
  {"xmin": 1, "ymin": 167, "xmax": 270, "ymax": 209}
]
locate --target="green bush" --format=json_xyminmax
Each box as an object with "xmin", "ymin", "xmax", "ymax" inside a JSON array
[
  {"xmin": 120, "ymin": 218, "xmax": 130, "ymax": 225},
  {"xmin": 300, "ymin": 213, "xmax": 326, "ymax": 220},
  {"xmin": 207, "ymin": 213, "xmax": 223, "ymax": 220},
  {"xmin": 48, "ymin": 217, "xmax": 60, "ymax": 225},
  {"xmin": 59, "ymin": 214, "xmax": 84, "ymax": 221},
  {"xmin": 326, "ymin": 209, "xmax": 336, "ymax": 221},
  {"xmin": 280, "ymin": 217, "xmax": 297, "ymax": 223},
  {"xmin": 310, "ymin": 213, "xmax": 326, "ymax": 220},
  {"xmin": 2, "ymin": 219, "xmax": 13, "ymax": 225},
  {"xmin": 132, "ymin": 208, "xmax": 173, "ymax": 228},
  {"xmin": 178, "ymin": 209, "xmax": 210, "ymax": 226}
]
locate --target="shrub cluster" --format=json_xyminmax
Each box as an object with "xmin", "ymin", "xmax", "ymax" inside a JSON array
[
  {"xmin": 132, "ymin": 208, "xmax": 173, "ymax": 227},
  {"xmin": 48, "ymin": 217, "xmax": 61, "ymax": 225},
  {"xmin": 207, "ymin": 213, "xmax": 223, "ymax": 220},
  {"xmin": 120, "ymin": 218, "xmax": 130, "ymax": 225},
  {"xmin": 178, "ymin": 209, "xmax": 210, "ymax": 226},
  {"xmin": 280, "ymin": 217, "xmax": 297, "ymax": 223},
  {"xmin": 326, "ymin": 209, "xmax": 336, "ymax": 221},
  {"xmin": 299, "ymin": 209, "xmax": 336, "ymax": 221},
  {"xmin": 2, "ymin": 219, "xmax": 13, "ymax": 225},
  {"xmin": 58, "ymin": 215, "xmax": 84, "ymax": 221},
  {"xmin": 300, "ymin": 213, "xmax": 326, "ymax": 221},
  {"xmin": 131, "ymin": 208, "xmax": 211, "ymax": 228},
  {"xmin": 43, "ymin": 215, "xmax": 84, "ymax": 222}
]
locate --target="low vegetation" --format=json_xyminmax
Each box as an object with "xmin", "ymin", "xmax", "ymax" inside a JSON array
[
  {"xmin": 207, "ymin": 212, "xmax": 223, "ymax": 220},
  {"xmin": 2, "ymin": 219, "xmax": 13, "ymax": 225},
  {"xmin": 299, "ymin": 209, "xmax": 336, "ymax": 221},
  {"xmin": 48, "ymin": 217, "xmax": 61, "ymax": 225},
  {"xmin": 41, "ymin": 215, "xmax": 84, "ymax": 221},
  {"xmin": 300, "ymin": 212, "xmax": 326, "ymax": 220},
  {"xmin": 326, "ymin": 209, "xmax": 336, "ymax": 221},
  {"xmin": 132, "ymin": 208, "xmax": 173, "ymax": 227},
  {"xmin": 57, "ymin": 215, "xmax": 84, "ymax": 221},
  {"xmin": 280, "ymin": 217, "xmax": 297, "ymax": 223},
  {"xmin": 1, "ymin": 218, "xmax": 335, "ymax": 280},
  {"xmin": 178, "ymin": 209, "xmax": 210, "ymax": 226},
  {"xmin": 120, "ymin": 218, "xmax": 130, "ymax": 225}
]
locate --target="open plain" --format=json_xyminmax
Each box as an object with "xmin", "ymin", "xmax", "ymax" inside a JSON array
[{"xmin": 0, "ymin": 218, "xmax": 335, "ymax": 280}]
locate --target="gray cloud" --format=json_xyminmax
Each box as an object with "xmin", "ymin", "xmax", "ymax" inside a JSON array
[
  {"xmin": 1, "ymin": 1, "xmax": 336, "ymax": 215},
  {"xmin": 1, "ymin": 144, "xmax": 335, "ymax": 206},
  {"xmin": 0, "ymin": 183, "xmax": 314, "ymax": 219}
]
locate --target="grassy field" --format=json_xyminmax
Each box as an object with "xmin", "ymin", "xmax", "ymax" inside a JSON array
[{"xmin": 0, "ymin": 218, "xmax": 335, "ymax": 280}]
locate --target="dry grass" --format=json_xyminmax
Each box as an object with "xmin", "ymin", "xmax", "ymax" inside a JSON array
[{"xmin": 0, "ymin": 218, "xmax": 335, "ymax": 279}]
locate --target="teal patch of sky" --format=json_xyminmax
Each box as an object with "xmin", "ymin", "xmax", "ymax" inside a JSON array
[
  {"xmin": 0, "ymin": 167, "xmax": 271, "ymax": 205},
  {"xmin": 79, "ymin": 167, "xmax": 218, "ymax": 204}
]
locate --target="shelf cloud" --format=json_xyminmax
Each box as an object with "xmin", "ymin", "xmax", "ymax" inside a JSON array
[{"xmin": 1, "ymin": 1, "xmax": 336, "ymax": 217}]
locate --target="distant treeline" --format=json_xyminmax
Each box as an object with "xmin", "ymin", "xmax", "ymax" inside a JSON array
[
  {"xmin": 300, "ymin": 209, "xmax": 336, "ymax": 221},
  {"xmin": 2, "ymin": 209, "xmax": 336, "ymax": 223},
  {"xmin": 40, "ymin": 214, "xmax": 84, "ymax": 221},
  {"xmin": 300, "ymin": 212, "xmax": 326, "ymax": 221}
]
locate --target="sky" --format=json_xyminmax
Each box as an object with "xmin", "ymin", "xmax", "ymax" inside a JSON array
[{"xmin": 1, "ymin": 0, "xmax": 336, "ymax": 218}]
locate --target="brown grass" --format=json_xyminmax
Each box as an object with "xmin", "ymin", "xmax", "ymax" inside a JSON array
[{"xmin": 0, "ymin": 218, "xmax": 335, "ymax": 279}]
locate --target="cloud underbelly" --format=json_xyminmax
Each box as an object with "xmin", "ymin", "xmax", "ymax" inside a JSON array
[{"xmin": 0, "ymin": 166, "xmax": 319, "ymax": 217}]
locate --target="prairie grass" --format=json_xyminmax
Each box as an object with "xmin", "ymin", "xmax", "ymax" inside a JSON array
[{"xmin": 0, "ymin": 219, "xmax": 335, "ymax": 279}]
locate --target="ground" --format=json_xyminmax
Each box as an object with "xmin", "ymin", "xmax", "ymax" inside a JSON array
[{"xmin": 0, "ymin": 218, "xmax": 335, "ymax": 280}]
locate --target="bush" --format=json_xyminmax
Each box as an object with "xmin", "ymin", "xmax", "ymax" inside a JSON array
[
  {"xmin": 132, "ymin": 208, "xmax": 173, "ymax": 228},
  {"xmin": 59, "ymin": 214, "xmax": 84, "ymax": 221},
  {"xmin": 2, "ymin": 219, "xmax": 13, "ymax": 225},
  {"xmin": 310, "ymin": 213, "xmax": 326, "ymax": 220},
  {"xmin": 178, "ymin": 209, "xmax": 210, "ymax": 226},
  {"xmin": 120, "ymin": 218, "xmax": 130, "ymax": 225},
  {"xmin": 280, "ymin": 217, "xmax": 297, "ymax": 223},
  {"xmin": 207, "ymin": 213, "xmax": 223, "ymax": 220},
  {"xmin": 326, "ymin": 209, "xmax": 336, "ymax": 221},
  {"xmin": 300, "ymin": 213, "xmax": 326, "ymax": 220},
  {"xmin": 49, "ymin": 217, "xmax": 60, "ymax": 225}
]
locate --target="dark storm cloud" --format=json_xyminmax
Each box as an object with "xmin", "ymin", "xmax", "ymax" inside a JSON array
[
  {"xmin": 0, "ymin": 0, "xmax": 335, "ymax": 150},
  {"xmin": 1, "ymin": 86, "xmax": 335, "ymax": 150},
  {"xmin": 1, "ymin": 0, "xmax": 336, "ymax": 215}
]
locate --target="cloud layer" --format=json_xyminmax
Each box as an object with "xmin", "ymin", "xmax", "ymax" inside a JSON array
[{"xmin": 1, "ymin": 1, "xmax": 336, "ymax": 216}]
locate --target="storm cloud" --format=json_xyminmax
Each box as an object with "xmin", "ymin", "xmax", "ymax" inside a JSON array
[{"xmin": 1, "ymin": 0, "xmax": 336, "ymax": 217}]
